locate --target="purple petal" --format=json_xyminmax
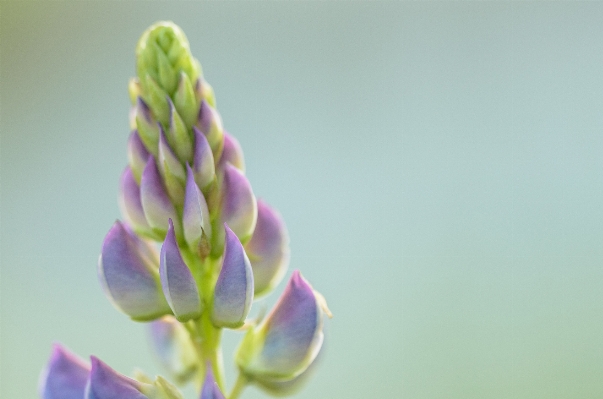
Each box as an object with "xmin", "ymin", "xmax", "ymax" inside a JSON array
[
  {"xmin": 99, "ymin": 221, "xmax": 170, "ymax": 320},
  {"xmin": 218, "ymin": 132, "xmax": 245, "ymax": 172},
  {"xmin": 220, "ymin": 164, "xmax": 257, "ymax": 242},
  {"xmin": 196, "ymin": 100, "xmax": 223, "ymax": 156},
  {"xmin": 183, "ymin": 165, "xmax": 211, "ymax": 248},
  {"xmin": 148, "ymin": 317, "xmax": 198, "ymax": 383},
  {"xmin": 140, "ymin": 156, "xmax": 178, "ymax": 235},
  {"xmin": 192, "ymin": 127, "xmax": 215, "ymax": 190},
  {"xmin": 119, "ymin": 168, "xmax": 152, "ymax": 236},
  {"xmin": 85, "ymin": 357, "xmax": 148, "ymax": 399},
  {"xmin": 160, "ymin": 219, "xmax": 202, "ymax": 321},
  {"xmin": 239, "ymin": 271, "xmax": 323, "ymax": 379},
  {"xmin": 39, "ymin": 344, "xmax": 90, "ymax": 399},
  {"xmin": 211, "ymin": 225, "xmax": 254, "ymax": 328},
  {"xmin": 245, "ymin": 200, "xmax": 289, "ymax": 296},
  {"xmin": 127, "ymin": 130, "xmax": 150, "ymax": 183},
  {"xmin": 200, "ymin": 368, "xmax": 225, "ymax": 399}
]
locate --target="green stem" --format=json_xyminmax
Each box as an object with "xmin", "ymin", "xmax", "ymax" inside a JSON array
[
  {"xmin": 199, "ymin": 311, "xmax": 226, "ymax": 391},
  {"xmin": 228, "ymin": 374, "xmax": 247, "ymax": 399}
]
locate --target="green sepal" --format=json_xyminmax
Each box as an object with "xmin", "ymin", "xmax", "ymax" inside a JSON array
[
  {"xmin": 195, "ymin": 78, "xmax": 216, "ymax": 109},
  {"xmin": 158, "ymin": 141, "xmax": 186, "ymax": 207},
  {"xmin": 174, "ymin": 72, "xmax": 198, "ymax": 128},
  {"xmin": 169, "ymin": 101, "xmax": 193, "ymax": 163},
  {"xmin": 139, "ymin": 375, "xmax": 184, "ymax": 399},
  {"xmin": 136, "ymin": 111, "xmax": 160, "ymax": 158},
  {"xmin": 144, "ymin": 74, "xmax": 171, "ymax": 126}
]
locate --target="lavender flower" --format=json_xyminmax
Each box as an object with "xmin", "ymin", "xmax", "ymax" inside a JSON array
[{"xmin": 44, "ymin": 20, "xmax": 330, "ymax": 399}]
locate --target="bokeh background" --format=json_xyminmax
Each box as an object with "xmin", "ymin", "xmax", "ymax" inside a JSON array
[{"xmin": 2, "ymin": 2, "xmax": 603, "ymax": 398}]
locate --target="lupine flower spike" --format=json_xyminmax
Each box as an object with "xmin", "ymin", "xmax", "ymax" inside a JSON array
[{"xmin": 42, "ymin": 21, "xmax": 330, "ymax": 399}]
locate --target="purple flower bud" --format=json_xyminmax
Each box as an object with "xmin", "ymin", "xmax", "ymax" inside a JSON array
[
  {"xmin": 245, "ymin": 200, "xmax": 290, "ymax": 296},
  {"xmin": 160, "ymin": 219, "xmax": 202, "ymax": 321},
  {"xmin": 39, "ymin": 344, "xmax": 90, "ymax": 399},
  {"xmin": 183, "ymin": 165, "xmax": 211, "ymax": 249},
  {"xmin": 85, "ymin": 357, "xmax": 148, "ymax": 399},
  {"xmin": 236, "ymin": 271, "xmax": 325, "ymax": 380},
  {"xmin": 127, "ymin": 130, "xmax": 150, "ymax": 184},
  {"xmin": 158, "ymin": 128, "xmax": 186, "ymax": 205},
  {"xmin": 119, "ymin": 168, "xmax": 153, "ymax": 238},
  {"xmin": 196, "ymin": 100, "xmax": 223, "ymax": 158},
  {"xmin": 218, "ymin": 132, "xmax": 245, "ymax": 172},
  {"xmin": 140, "ymin": 156, "xmax": 178, "ymax": 236},
  {"xmin": 148, "ymin": 316, "xmax": 198, "ymax": 384},
  {"xmin": 192, "ymin": 127, "xmax": 215, "ymax": 190},
  {"xmin": 220, "ymin": 164, "xmax": 257, "ymax": 243},
  {"xmin": 211, "ymin": 225, "xmax": 254, "ymax": 328},
  {"xmin": 99, "ymin": 221, "xmax": 170, "ymax": 321},
  {"xmin": 200, "ymin": 368, "xmax": 225, "ymax": 399}
]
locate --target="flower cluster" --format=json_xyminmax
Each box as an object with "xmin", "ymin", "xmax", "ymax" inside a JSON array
[{"xmin": 40, "ymin": 21, "xmax": 330, "ymax": 399}]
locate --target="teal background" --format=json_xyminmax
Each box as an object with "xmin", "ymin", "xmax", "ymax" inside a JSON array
[{"xmin": 1, "ymin": 2, "xmax": 603, "ymax": 398}]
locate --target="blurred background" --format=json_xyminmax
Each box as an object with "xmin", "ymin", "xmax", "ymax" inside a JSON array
[{"xmin": 2, "ymin": 2, "xmax": 603, "ymax": 398}]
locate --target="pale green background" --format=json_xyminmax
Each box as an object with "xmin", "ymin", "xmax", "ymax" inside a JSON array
[{"xmin": 1, "ymin": 2, "xmax": 603, "ymax": 398}]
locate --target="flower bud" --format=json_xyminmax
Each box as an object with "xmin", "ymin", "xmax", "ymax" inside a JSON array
[
  {"xmin": 195, "ymin": 78, "xmax": 216, "ymax": 108},
  {"xmin": 200, "ymin": 368, "xmax": 225, "ymax": 399},
  {"xmin": 174, "ymin": 72, "xmax": 198, "ymax": 128},
  {"xmin": 168, "ymin": 99, "xmax": 193, "ymax": 163},
  {"xmin": 99, "ymin": 221, "xmax": 170, "ymax": 321},
  {"xmin": 211, "ymin": 225, "xmax": 254, "ymax": 328},
  {"xmin": 235, "ymin": 271, "xmax": 326, "ymax": 381},
  {"xmin": 128, "ymin": 78, "xmax": 142, "ymax": 105},
  {"xmin": 85, "ymin": 357, "xmax": 149, "ymax": 399},
  {"xmin": 140, "ymin": 156, "xmax": 179, "ymax": 237},
  {"xmin": 127, "ymin": 130, "xmax": 150, "ymax": 183},
  {"xmin": 148, "ymin": 316, "xmax": 198, "ymax": 384},
  {"xmin": 39, "ymin": 344, "xmax": 90, "ymax": 399},
  {"xmin": 192, "ymin": 127, "xmax": 216, "ymax": 191},
  {"xmin": 220, "ymin": 164, "xmax": 257, "ymax": 243},
  {"xmin": 183, "ymin": 165, "xmax": 211, "ymax": 249},
  {"xmin": 119, "ymin": 167, "xmax": 154, "ymax": 239},
  {"xmin": 160, "ymin": 219, "xmax": 202, "ymax": 321},
  {"xmin": 135, "ymin": 97, "xmax": 160, "ymax": 157},
  {"xmin": 158, "ymin": 128, "xmax": 186, "ymax": 206},
  {"xmin": 245, "ymin": 200, "xmax": 289, "ymax": 297},
  {"xmin": 218, "ymin": 132, "xmax": 245, "ymax": 172},
  {"xmin": 196, "ymin": 100, "xmax": 224, "ymax": 159}
]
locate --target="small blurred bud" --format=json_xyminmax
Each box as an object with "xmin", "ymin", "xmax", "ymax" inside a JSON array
[
  {"xmin": 218, "ymin": 132, "xmax": 245, "ymax": 172},
  {"xmin": 245, "ymin": 200, "xmax": 290, "ymax": 297},
  {"xmin": 85, "ymin": 357, "xmax": 148, "ymax": 399}
]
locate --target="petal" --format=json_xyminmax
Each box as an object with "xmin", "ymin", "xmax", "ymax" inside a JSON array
[
  {"xmin": 85, "ymin": 357, "xmax": 148, "ymax": 399},
  {"xmin": 127, "ymin": 130, "xmax": 150, "ymax": 183},
  {"xmin": 119, "ymin": 168, "xmax": 152, "ymax": 237},
  {"xmin": 140, "ymin": 156, "xmax": 178, "ymax": 236},
  {"xmin": 200, "ymin": 368, "xmax": 225, "ymax": 399},
  {"xmin": 236, "ymin": 271, "xmax": 323, "ymax": 380},
  {"xmin": 183, "ymin": 165, "xmax": 211, "ymax": 249},
  {"xmin": 218, "ymin": 132, "xmax": 245, "ymax": 172},
  {"xmin": 160, "ymin": 219, "xmax": 202, "ymax": 321},
  {"xmin": 211, "ymin": 225, "xmax": 254, "ymax": 328},
  {"xmin": 192, "ymin": 127, "xmax": 215, "ymax": 190},
  {"xmin": 39, "ymin": 344, "xmax": 90, "ymax": 399},
  {"xmin": 245, "ymin": 200, "xmax": 289, "ymax": 296},
  {"xmin": 147, "ymin": 316, "xmax": 198, "ymax": 384},
  {"xmin": 220, "ymin": 164, "xmax": 257, "ymax": 243},
  {"xmin": 99, "ymin": 221, "xmax": 170, "ymax": 321}
]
